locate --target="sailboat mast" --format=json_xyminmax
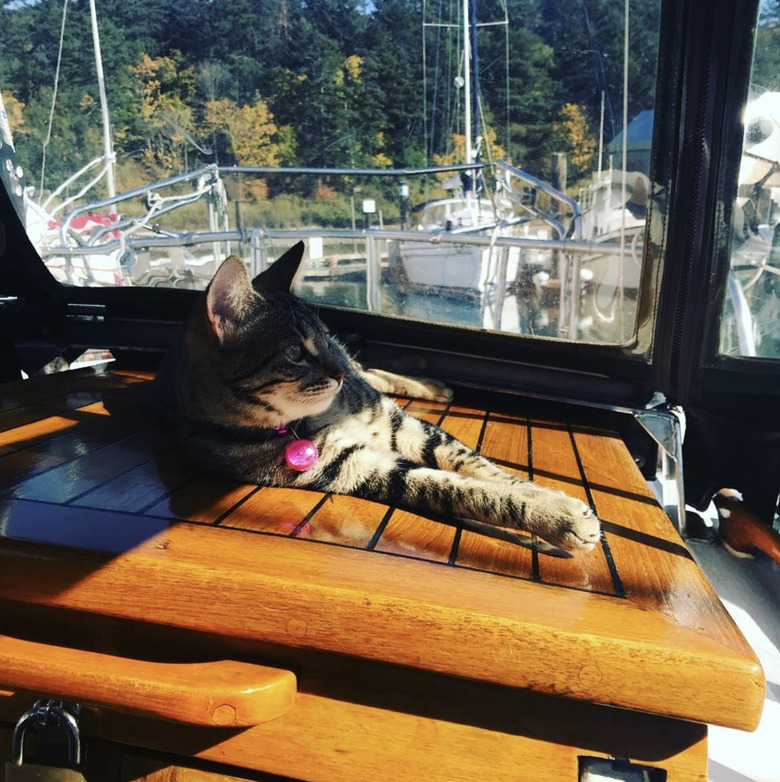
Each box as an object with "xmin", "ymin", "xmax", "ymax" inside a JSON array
[
  {"xmin": 462, "ymin": 0, "xmax": 481, "ymax": 195},
  {"xmin": 463, "ymin": 0, "xmax": 473, "ymax": 169},
  {"xmin": 88, "ymin": 0, "xmax": 115, "ymax": 197},
  {"xmin": 470, "ymin": 0, "xmax": 480, "ymax": 153}
]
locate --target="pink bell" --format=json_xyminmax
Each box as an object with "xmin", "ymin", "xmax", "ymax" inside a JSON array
[{"xmin": 284, "ymin": 438, "xmax": 319, "ymax": 471}]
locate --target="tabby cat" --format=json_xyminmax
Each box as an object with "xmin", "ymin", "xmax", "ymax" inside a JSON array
[{"xmin": 156, "ymin": 242, "xmax": 600, "ymax": 553}]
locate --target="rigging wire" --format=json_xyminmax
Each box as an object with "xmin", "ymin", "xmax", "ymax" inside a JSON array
[
  {"xmin": 40, "ymin": 0, "xmax": 70, "ymax": 202},
  {"xmin": 422, "ymin": 0, "xmax": 428, "ymax": 165},
  {"xmin": 500, "ymin": 0, "xmax": 510, "ymax": 158},
  {"xmin": 446, "ymin": 0, "xmax": 460, "ymax": 160},
  {"xmin": 582, "ymin": 0, "xmax": 615, "ymax": 142},
  {"xmin": 425, "ymin": 0, "xmax": 510, "ymax": 164}
]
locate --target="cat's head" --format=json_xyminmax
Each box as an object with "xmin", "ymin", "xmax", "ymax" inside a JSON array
[{"xmin": 188, "ymin": 242, "xmax": 349, "ymax": 427}]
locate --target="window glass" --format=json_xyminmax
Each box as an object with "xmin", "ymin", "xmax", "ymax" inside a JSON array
[
  {"xmin": 1, "ymin": 0, "xmax": 660, "ymax": 345},
  {"xmin": 721, "ymin": 2, "xmax": 780, "ymax": 358}
]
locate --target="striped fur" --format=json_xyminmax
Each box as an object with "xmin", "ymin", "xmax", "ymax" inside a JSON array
[{"xmin": 157, "ymin": 242, "xmax": 600, "ymax": 552}]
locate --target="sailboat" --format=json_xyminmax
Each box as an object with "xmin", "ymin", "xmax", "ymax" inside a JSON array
[
  {"xmin": 396, "ymin": 0, "xmax": 654, "ymax": 341},
  {"xmin": 394, "ymin": 0, "xmax": 585, "ymax": 335},
  {"xmin": 6, "ymin": 0, "xmax": 229, "ymax": 288},
  {"xmin": 397, "ymin": 0, "xmax": 520, "ymax": 306}
]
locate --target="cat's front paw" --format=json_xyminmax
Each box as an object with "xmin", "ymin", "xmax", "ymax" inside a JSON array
[
  {"xmin": 415, "ymin": 377, "xmax": 454, "ymax": 403},
  {"xmin": 525, "ymin": 491, "xmax": 601, "ymax": 552}
]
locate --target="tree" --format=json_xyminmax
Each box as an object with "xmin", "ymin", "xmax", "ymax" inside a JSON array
[
  {"xmin": 554, "ymin": 102, "xmax": 596, "ymax": 176},
  {"xmin": 1, "ymin": 91, "xmax": 26, "ymax": 140},
  {"xmin": 362, "ymin": 0, "xmax": 425, "ymax": 166},
  {"xmin": 203, "ymin": 94, "xmax": 294, "ymax": 200},
  {"xmin": 538, "ymin": 0, "xmax": 661, "ymax": 147},
  {"xmin": 478, "ymin": 0, "xmax": 557, "ymax": 169},
  {"xmin": 752, "ymin": 3, "xmax": 780, "ymax": 92},
  {"xmin": 129, "ymin": 51, "xmax": 197, "ymax": 172},
  {"xmin": 0, "ymin": 0, "xmax": 665, "ymax": 198},
  {"xmin": 202, "ymin": 95, "xmax": 291, "ymax": 168}
]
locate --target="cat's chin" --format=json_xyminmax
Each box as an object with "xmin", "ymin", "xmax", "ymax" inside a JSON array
[{"xmin": 266, "ymin": 389, "xmax": 340, "ymax": 425}]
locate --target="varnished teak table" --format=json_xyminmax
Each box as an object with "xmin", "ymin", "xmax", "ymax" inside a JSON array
[{"xmin": 0, "ymin": 368, "xmax": 764, "ymax": 781}]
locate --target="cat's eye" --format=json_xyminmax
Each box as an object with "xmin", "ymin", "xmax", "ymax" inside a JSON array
[{"xmin": 284, "ymin": 344, "xmax": 304, "ymax": 363}]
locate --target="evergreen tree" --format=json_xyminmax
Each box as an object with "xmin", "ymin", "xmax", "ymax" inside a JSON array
[
  {"xmin": 538, "ymin": 0, "xmax": 660, "ymax": 161},
  {"xmin": 753, "ymin": 1, "xmax": 780, "ymax": 92},
  {"xmin": 0, "ymin": 0, "xmax": 667, "ymax": 192},
  {"xmin": 362, "ymin": 0, "xmax": 425, "ymax": 166}
]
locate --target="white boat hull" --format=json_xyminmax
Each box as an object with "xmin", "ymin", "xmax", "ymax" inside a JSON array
[{"xmin": 400, "ymin": 242, "xmax": 488, "ymax": 292}]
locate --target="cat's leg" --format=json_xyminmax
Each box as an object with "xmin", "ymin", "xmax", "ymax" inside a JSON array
[
  {"xmin": 293, "ymin": 445, "xmax": 599, "ymax": 552},
  {"xmin": 355, "ymin": 364, "xmax": 453, "ymax": 403},
  {"xmin": 377, "ymin": 398, "xmax": 523, "ymax": 487}
]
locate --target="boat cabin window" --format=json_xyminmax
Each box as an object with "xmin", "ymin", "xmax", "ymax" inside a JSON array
[
  {"xmin": 720, "ymin": 1, "xmax": 780, "ymax": 360},
  {"xmin": 1, "ymin": 0, "xmax": 664, "ymax": 347}
]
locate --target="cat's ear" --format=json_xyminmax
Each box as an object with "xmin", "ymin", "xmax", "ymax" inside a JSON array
[
  {"xmin": 206, "ymin": 256, "xmax": 257, "ymax": 342},
  {"xmin": 252, "ymin": 241, "xmax": 305, "ymax": 293}
]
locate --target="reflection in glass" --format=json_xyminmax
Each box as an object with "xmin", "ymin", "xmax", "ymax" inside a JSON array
[
  {"xmin": 0, "ymin": 0, "xmax": 660, "ymax": 345},
  {"xmin": 722, "ymin": 6, "xmax": 780, "ymax": 358}
]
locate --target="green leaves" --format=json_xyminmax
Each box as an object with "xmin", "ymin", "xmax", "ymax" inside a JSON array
[{"xmin": 0, "ymin": 0, "xmax": 662, "ymax": 194}]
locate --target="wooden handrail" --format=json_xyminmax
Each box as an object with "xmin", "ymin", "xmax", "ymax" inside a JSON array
[{"xmin": 0, "ymin": 635, "xmax": 296, "ymax": 727}]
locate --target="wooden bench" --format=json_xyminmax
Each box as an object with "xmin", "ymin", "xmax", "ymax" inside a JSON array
[{"xmin": 0, "ymin": 366, "xmax": 764, "ymax": 781}]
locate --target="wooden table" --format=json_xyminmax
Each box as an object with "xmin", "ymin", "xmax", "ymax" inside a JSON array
[{"xmin": 0, "ymin": 367, "xmax": 764, "ymax": 781}]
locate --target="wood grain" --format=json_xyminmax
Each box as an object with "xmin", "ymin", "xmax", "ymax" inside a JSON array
[
  {"xmin": 453, "ymin": 411, "xmax": 534, "ymax": 575},
  {"xmin": 572, "ymin": 430, "xmax": 754, "ymax": 651},
  {"xmin": 373, "ymin": 508, "xmax": 456, "ymax": 561},
  {"xmin": 217, "ymin": 487, "xmax": 325, "ymax": 535},
  {"xmin": 530, "ymin": 420, "xmax": 620, "ymax": 594},
  {"xmin": 12, "ymin": 429, "xmax": 172, "ymax": 505},
  {"xmin": 121, "ymin": 755, "xmax": 262, "ymax": 781},
  {"xmin": 0, "ymin": 635, "xmax": 296, "ymax": 727},
  {"xmin": 293, "ymin": 493, "xmax": 388, "ymax": 547},
  {"xmin": 402, "ymin": 399, "xmax": 449, "ymax": 425},
  {"xmin": 436, "ymin": 405, "xmax": 485, "ymax": 449},
  {"xmin": 0, "ymin": 369, "xmax": 765, "ymax": 736},
  {"xmin": 145, "ymin": 476, "xmax": 257, "ymax": 523},
  {"xmin": 0, "ymin": 500, "xmax": 763, "ymax": 730},
  {"xmin": 454, "ymin": 528, "xmax": 534, "ymax": 578},
  {"xmin": 0, "ymin": 678, "xmax": 709, "ymax": 782},
  {"xmin": 98, "ymin": 692, "xmax": 708, "ymax": 782},
  {"xmin": 72, "ymin": 449, "xmax": 198, "ymax": 514},
  {"xmin": 0, "ymin": 370, "xmax": 148, "ymax": 433},
  {"xmin": 478, "ymin": 412, "xmax": 530, "ymax": 476}
]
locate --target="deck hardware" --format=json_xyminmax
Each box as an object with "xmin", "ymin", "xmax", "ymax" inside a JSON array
[
  {"xmin": 5, "ymin": 699, "xmax": 85, "ymax": 781},
  {"xmin": 579, "ymin": 756, "xmax": 667, "ymax": 781},
  {"xmin": 633, "ymin": 403, "xmax": 686, "ymax": 536}
]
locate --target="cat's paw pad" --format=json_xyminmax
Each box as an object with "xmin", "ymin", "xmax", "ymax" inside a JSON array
[{"xmin": 529, "ymin": 493, "xmax": 601, "ymax": 552}]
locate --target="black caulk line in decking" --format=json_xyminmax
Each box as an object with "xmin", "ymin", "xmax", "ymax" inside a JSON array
[
  {"xmin": 213, "ymin": 485, "xmax": 264, "ymax": 526},
  {"xmin": 475, "ymin": 410, "xmax": 490, "ymax": 455},
  {"xmin": 528, "ymin": 416, "xmax": 540, "ymax": 582},
  {"xmin": 448, "ymin": 525, "xmax": 462, "ymax": 565},
  {"xmin": 367, "ymin": 505, "xmax": 396, "ymax": 551},
  {"xmin": 137, "ymin": 473, "xmax": 197, "ymax": 515},
  {"xmin": 435, "ymin": 400, "xmax": 454, "ymax": 429},
  {"xmin": 290, "ymin": 492, "xmax": 334, "ymax": 537},
  {"xmin": 431, "ymin": 400, "xmax": 460, "ymax": 565},
  {"xmin": 566, "ymin": 423, "xmax": 626, "ymax": 599}
]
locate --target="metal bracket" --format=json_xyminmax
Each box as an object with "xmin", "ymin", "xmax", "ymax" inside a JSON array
[{"xmin": 633, "ymin": 404, "xmax": 687, "ymax": 536}]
